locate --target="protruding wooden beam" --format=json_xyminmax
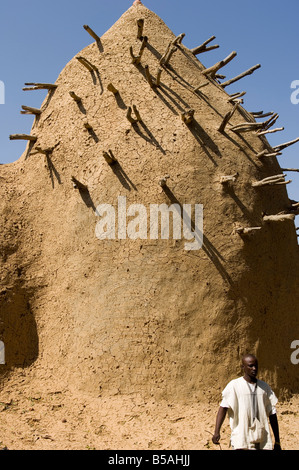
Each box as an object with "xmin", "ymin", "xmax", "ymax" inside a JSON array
[
  {"xmin": 83, "ymin": 25, "xmax": 101, "ymax": 43},
  {"xmin": 155, "ymin": 68, "xmax": 162, "ymax": 87},
  {"xmin": 160, "ymin": 43, "xmax": 177, "ymax": 66},
  {"xmin": 144, "ymin": 65, "xmax": 162, "ymax": 89},
  {"xmin": 273, "ymin": 137, "xmax": 299, "ymax": 152},
  {"xmin": 35, "ymin": 146, "xmax": 54, "ymax": 155},
  {"xmin": 130, "ymin": 36, "xmax": 148, "ymax": 65},
  {"xmin": 159, "ymin": 175, "xmax": 170, "ymax": 187},
  {"xmin": 126, "ymin": 107, "xmax": 136, "ymax": 124},
  {"xmin": 164, "ymin": 46, "xmax": 177, "ymax": 65},
  {"xmin": 220, "ymin": 64, "xmax": 261, "ymax": 88},
  {"xmin": 257, "ymin": 127, "xmax": 284, "ymax": 136},
  {"xmin": 181, "ymin": 109, "xmax": 195, "ymax": 124},
  {"xmin": 228, "ymin": 91, "xmax": 246, "ymax": 103},
  {"xmin": 261, "ymin": 113, "xmax": 279, "ymax": 132},
  {"xmin": 263, "ymin": 214, "xmax": 295, "ymax": 223},
  {"xmin": 69, "ymin": 91, "xmax": 82, "ymax": 103},
  {"xmin": 232, "ymin": 113, "xmax": 279, "ymax": 134},
  {"xmin": 107, "ymin": 83, "xmax": 119, "ymax": 95},
  {"xmin": 202, "ymin": 51, "xmax": 237, "ymax": 79},
  {"xmin": 252, "ymin": 174, "xmax": 291, "ymax": 187},
  {"xmin": 218, "ymin": 102, "xmax": 239, "ymax": 133},
  {"xmin": 251, "ymin": 111, "xmax": 274, "ymax": 119},
  {"xmin": 133, "ymin": 105, "xmax": 142, "ymax": 122},
  {"xmin": 126, "ymin": 105, "xmax": 142, "ymax": 124},
  {"xmin": 191, "ymin": 36, "xmax": 219, "ymax": 55},
  {"xmin": 76, "ymin": 56, "xmax": 98, "ymax": 72},
  {"xmin": 280, "ymin": 168, "xmax": 299, "ymax": 173},
  {"xmin": 234, "ymin": 226, "xmax": 262, "ymax": 236},
  {"xmin": 256, "ymin": 150, "xmax": 282, "ymax": 159},
  {"xmin": 20, "ymin": 105, "xmax": 41, "ymax": 115},
  {"xmin": 9, "ymin": 134, "xmax": 37, "ymax": 142},
  {"xmin": 71, "ymin": 176, "xmax": 88, "ymax": 191},
  {"xmin": 83, "ymin": 119, "xmax": 93, "ymax": 130},
  {"xmin": 23, "ymin": 83, "xmax": 57, "ymax": 91},
  {"xmin": 137, "ymin": 19, "xmax": 144, "ymax": 40},
  {"xmin": 103, "ymin": 150, "xmax": 117, "ymax": 165},
  {"xmin": 173, "ymin": 33, "xmax": 185, "ymax": 45},
  {"xmin": 145, "ymin": 65, "xmax": 154, "ymax": 88},
  {"xmin": 230, "ymin": 122, "xmax": 264, "ymax": 133},
  {"xmin": 194, "ymin": 82, "xmax": 209, "ymax": 93},
  {"xmin": 219, "ymin": 174, "xmax": 238, "ymax": 184}
]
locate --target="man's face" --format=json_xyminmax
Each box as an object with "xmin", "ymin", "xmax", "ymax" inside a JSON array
[{"xmin": 243, "ymin": 357, "xmax": 258, "ymax": 380}]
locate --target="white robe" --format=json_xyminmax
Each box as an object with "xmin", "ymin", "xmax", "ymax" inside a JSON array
[{"xmin": 220, "ymin": 377, "xmax": 278, "ymax": 450}]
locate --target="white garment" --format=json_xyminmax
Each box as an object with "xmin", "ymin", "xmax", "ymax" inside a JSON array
[{"xmin": 220, "ymin": 377, "xmax": 278, "ymax": 450}]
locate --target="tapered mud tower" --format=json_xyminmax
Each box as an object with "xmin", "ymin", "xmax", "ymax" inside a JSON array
[{"xmin": 1, "ymin": 3, "xmax": 298, "ymax": 402}]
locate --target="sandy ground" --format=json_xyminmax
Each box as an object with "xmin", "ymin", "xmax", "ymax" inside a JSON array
[{"xmin": 0, "ymin": 374, "xmax": 298, "ymax": 451}]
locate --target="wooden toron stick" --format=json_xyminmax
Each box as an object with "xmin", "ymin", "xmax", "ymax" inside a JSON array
[
  {"xmin": 130, "ymin": 36, "xmax": 148, "ymax": 65},
  {"xmin": 173, "ymin": 33, "xmax": 185, "ymax": 45},
  {"xmin": 160, "ymin": 42, "xmax": 177, "ymax": 66},
  {"xmin": 202, "ymin": 51, "xmax": 237, "ymax": 79},
  {"xmin": 218, "ymin": 102, "xmax": 239, "ymax": 133},
  {"xmin": 263, "ymin": 214, "xmax": 295, "ymax": 222},
  {"xmin": 21, "ymin": 105, "xmax": 41, "ymax": 115},
  {"xmin": 69, "ymin": 91, "xmax": 82, "ymax": 103},
  {"xmin": 159, "ymin": 175, "xmax": 170, "ymax": 187},
  {"xmin": 234, "ymin": 226, "xmax": 262, "ymax": 235},
  {"xmin": 252, "ymin": 174, "xmax": 291, "ymax": 187},
  {"xmin": 137, "ymin": 19, "xmax": 144, "ymax": 39},
  {"xmin": 257, "ymin": 127, "xmax": 284, "ymax": 136},
  {"xmin": 126, "ymin": 105, "xmax": 142, "ymax": 124},
  {"xmin": 274, "ymin": 137, "xmax": 299, "ymax": 152},
  {"xmin": 23, "ymin": 83, "xmax": 57, "ymax": 91},
  {"xmin": 103, "ymin": 150, "xmax": 117, "ymax": 165},
  {"xmin": 83, "ymin": 25, "xmax": 101, "ymax": 43},
  {"xmin": 76, "ymin": 56, "xmax": 98, "ymax": 72},
  {"xmin": 221, "ymin": 64, "xmax": 261, "ymax": 88},
  {"xmin": 181, "ymin": 109, "xmax": 195, "ymax": 124},
  {"xmin": 194, "ymin": 82, "xmax": 209, "ymax": 93},
  {"xmin": 71, "ymin": 177, "xmax": 88, "ymax": 191},
  {"xmin": 107, "ymin": 83, "xmax": 119, "ymax": 95},
  {"xmin": 191, "ymin": 36, "xmax": 219, "ymax": 55},
  {"xmin": 228, "ymin": 91, "xmax": 246, "ymax": 103},
  {"xmin": 155, "ymin": 68, "xmax": 162, "ymax": 87},
  {"xmin": 9, "ymin": 134, "xmax": 37, "ymax": 141},
  {"xmin": 256, "ymin": 150, "xmax": 282, "ymax": 159},
  {"xmin": 280, "ymin": 168, "xmax": 299, "ymax": 173},
  {"xmin": 145, "ymin": 65, "xmax": 154, "ymax": 88}
]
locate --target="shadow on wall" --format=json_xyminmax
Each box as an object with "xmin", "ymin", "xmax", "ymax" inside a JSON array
[{"xmin": 0, "ymin": 285, "xmax": 38, "ymax": 373}]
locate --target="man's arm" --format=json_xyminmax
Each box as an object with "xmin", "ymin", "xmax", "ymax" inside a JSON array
[
  {"xmin": 212, "ymin": 406, "xmax": 228, "ymax": 445},
  {"xmin": 269, "ymin": 413, "xmax": 281, "ymax": 450}
]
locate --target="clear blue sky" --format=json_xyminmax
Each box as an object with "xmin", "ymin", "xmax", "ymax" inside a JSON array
[{"xmin": 0, "ymin": 0, "xmax": 298, "ymax": 208}]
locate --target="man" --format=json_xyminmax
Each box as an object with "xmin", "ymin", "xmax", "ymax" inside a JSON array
[{"xmin": 212, "ymin": 354, "xmax": 281, "ymax": 450}]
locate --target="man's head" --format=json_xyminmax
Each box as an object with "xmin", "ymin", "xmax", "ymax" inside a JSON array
[{"xmin": 242, "ymin": 354, "xmax": 258, "ymax": 382}]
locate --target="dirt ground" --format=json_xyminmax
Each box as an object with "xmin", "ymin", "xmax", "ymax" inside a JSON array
[{"xmin": 0, "ymin": 372, "xmax": 297, "ymax": 451}]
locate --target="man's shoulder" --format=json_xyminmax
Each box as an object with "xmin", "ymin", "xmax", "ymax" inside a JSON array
[
  {"xmin": 224, "ymin": 376, "xmax": 244, "ymax": 389},
  {"xmin": 257, "ymin": 379, "xmax": 273, "ymax": 392}
]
